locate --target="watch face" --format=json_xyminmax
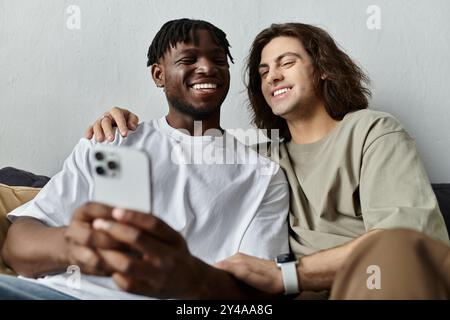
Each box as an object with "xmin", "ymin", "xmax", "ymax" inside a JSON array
[{"xmin": 276, "ymin": 253, "xmax": 296, "ymax": 264}]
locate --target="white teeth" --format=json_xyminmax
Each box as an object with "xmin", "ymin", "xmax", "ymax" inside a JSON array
[
  {"xmin": 192, "ymin": 83, "xmax": 218, "ymax": 90},
  {"xmin": 273, "ymin": 88, "xmax": 291, "ymax": 96}
]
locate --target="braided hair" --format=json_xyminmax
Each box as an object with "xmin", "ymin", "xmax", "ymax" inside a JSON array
[{"xmin": 147, "ymin": 18, "xmax": 234, "ymax": 66}]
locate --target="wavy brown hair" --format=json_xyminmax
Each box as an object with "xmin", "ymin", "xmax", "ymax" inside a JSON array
[{"xmin": 247, "ymin": 23, "xmax": 371, "ymax": 140}]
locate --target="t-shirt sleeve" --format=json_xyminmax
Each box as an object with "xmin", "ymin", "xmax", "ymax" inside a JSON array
[
  {"xmin": 238, "ymin": 166, "xmax": 290, "ymax": 259},
  {"xmin": 360, "ymin": 130, "xmax": 449, "ymax": 244},
  {"xmin": 7, "ymin": 139, "xmax": 94, "ymax": 227}
]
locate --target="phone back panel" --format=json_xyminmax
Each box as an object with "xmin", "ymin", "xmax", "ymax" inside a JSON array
[{"xmin": 90, "ymin": 145, "xmax": 151, "ymax": 213}]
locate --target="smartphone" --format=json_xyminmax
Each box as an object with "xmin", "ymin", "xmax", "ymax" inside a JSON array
[{"xmin": 90, "ymin": 145, "xmax": 152, "ymax": 213}]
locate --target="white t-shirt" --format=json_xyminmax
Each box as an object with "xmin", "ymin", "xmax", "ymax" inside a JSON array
[{"xmin": 8, "ymin": 117, "xmax": 289, "ymax": 299}]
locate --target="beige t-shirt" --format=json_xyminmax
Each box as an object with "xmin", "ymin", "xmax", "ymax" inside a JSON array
[{"xmin": 275, "ymin": 109, "xmax": 449, "ymax": 257}]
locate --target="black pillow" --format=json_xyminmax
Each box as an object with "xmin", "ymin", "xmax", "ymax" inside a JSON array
[
  {"xmin": 0, "ymin": 167, "xmax": 50, "ymax": 188},
  {"xmin": 432, "ymin": 184, "xmax": 450, "ymax": 235}
]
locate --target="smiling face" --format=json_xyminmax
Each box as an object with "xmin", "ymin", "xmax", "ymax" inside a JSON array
[
  {"xmin": 259, "ymin": 36, "xmax": 320, "ymax": 120},
  {"xmin": 152, "ymin": 29, "xmax": 230, "ymax": 120}
]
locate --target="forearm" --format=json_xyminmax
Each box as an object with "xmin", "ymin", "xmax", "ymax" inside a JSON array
[
  {"xmin": 194, "ymin": 258, "xmax": 273, "ymax": 299},
  {"xmin": 1, "ymin": 217, "xmax": 69, "ymax": 278},
  {"xmin": 297, "ymin": 229, "xmax": 382, "ymax": 292}
]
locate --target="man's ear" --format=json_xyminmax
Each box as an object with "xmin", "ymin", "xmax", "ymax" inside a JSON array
[{"xmin": 151, "ymin": 63, "xmax": 164, "ymax": 88}]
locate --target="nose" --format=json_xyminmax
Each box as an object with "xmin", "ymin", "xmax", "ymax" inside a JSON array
[
  {"xmin": 196, "ymin": 57, "xmax": 218, "ymax": 75},
  {"xmin": 266, "ymin": 67, "xmax": 283, "ymax": 85}
]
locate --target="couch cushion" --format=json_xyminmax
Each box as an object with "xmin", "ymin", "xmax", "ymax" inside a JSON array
[{"xmin": 0, "ymin": 183, "xmax": 40, "ymax": 275}]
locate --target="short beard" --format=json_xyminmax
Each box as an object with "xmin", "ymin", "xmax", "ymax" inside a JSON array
[{"xmin": 168, "ymin": 96, "xmax": 221, "ymax": 120}]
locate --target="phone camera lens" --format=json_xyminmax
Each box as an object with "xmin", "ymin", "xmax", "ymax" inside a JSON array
[
  {"xmin": 107, "ymin": 161, "xmax": 118, "ymax": 170},
  {"xmin": 95, "ymin": 152, "xmax": 104, "ymax": 161},
  {"xmin": 96, "ymin": 166, "xmax": 106, "ymax": 176}
]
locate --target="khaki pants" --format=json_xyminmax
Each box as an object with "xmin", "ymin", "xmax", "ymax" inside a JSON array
[{"xmin": 330, "ymin": 229, "xmax": 450, "ymax": 299}]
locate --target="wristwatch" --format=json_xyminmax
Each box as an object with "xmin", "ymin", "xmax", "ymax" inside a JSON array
[{"xmin": 276, "ymin": 253, "xmax": 299, "ymax": 295}]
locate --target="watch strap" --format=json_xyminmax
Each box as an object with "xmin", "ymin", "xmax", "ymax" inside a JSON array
[{"xmin": 280, "ymin": 261, "xmax": 299, "ymax": 295}]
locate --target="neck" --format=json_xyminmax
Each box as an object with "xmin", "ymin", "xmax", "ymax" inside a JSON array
[
  {"xmin": 287, "ymin": 103, "xmax": 340, "ymax": 144},
  {"xmin": 166, "ymin": 108, "xmax": 223, "ymax": 136}
]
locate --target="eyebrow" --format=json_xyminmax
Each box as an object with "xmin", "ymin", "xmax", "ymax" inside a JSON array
[{"xmin": 258, "ymin": 52, "xmax": 302, "ymax": 70}]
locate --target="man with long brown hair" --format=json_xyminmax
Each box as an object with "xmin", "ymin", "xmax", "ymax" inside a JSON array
[
  {"xmin": 215, "ymin": 23, "xmax": 450, "ymax": 299},
  {"xmin": 87, "ymin": 23, "xmax": 449, "ymax": 299}
]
